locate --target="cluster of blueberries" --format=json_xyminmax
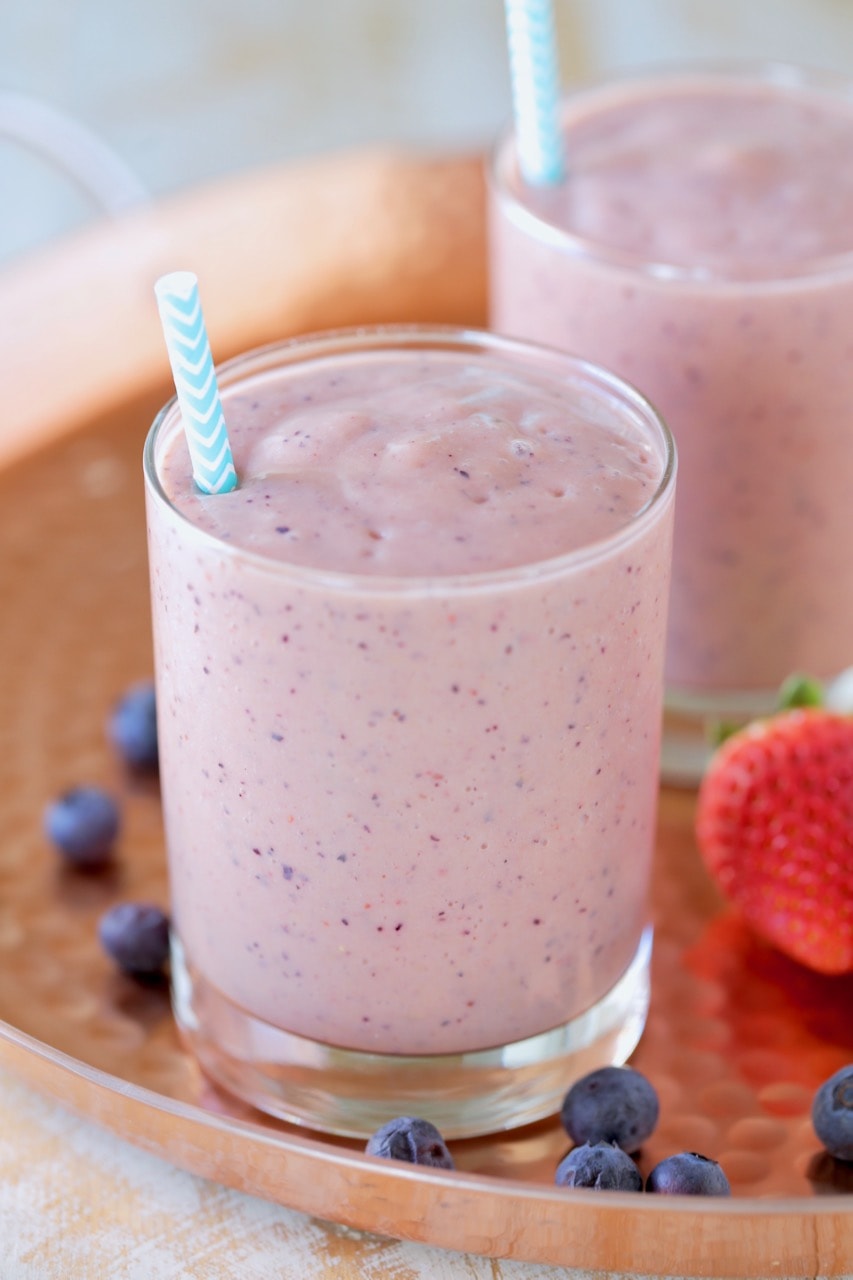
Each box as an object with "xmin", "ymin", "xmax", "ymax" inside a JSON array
[
  {"xmin": 42, "ymin": 681, "xmax": 170, "ymax": 978},
  {"xmin": 367, "ymin": 1063, "xmax": 853, "ymax": 1194}
]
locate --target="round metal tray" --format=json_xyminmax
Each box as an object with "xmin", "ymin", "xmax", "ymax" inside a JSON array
[{"xmin": 0, "ymin": 388, "xmax": 850, "ymax": 1278}]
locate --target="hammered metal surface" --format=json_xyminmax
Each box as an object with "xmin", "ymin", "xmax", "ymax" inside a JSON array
[{"xmin": 0, "ymin": 392, "xmax": 850, "ymax": 1273}]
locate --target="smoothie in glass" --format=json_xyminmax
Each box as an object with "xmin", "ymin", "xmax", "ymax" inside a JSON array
[
  {"xmin": 489, "ymin": 64, "xmax": 853, "ymax": 780},
  {"xmin": 144, "ymin": 326, "xmax": 675, "ymax": 1137}
]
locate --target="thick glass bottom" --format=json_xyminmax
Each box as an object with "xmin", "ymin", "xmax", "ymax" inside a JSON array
[
  {"xmin": 171, "ymin": 927, "xmax": 653, "ymax": 1140},
  {"xmin": 661, "ymin": 684, "xmax": 779, "ymax": 787}
]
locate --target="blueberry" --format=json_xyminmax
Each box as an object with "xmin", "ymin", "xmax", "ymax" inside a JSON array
[
  {"xmin": 555, "ymin": 1140, "xmax": 642, "ymax": 1191},
  {"xmin": 108, "ymin": 681, "xmax": 158, "ymax": 771},
  {"xmin": 645, "ymin": 1152, "xmax": 731, "ymax": 1196},
  {"xmin": 98, "ymin": 902, "xmax": 170, "ymax": 976},
  {"xmin": 44, "ymin": 786, "xmax": 120, "ymax": 866},
  {"xmin": 365, "ymin": 1117, "xmax": 454, "ymax": 1169},
  {"xmin": 560, "ymin": 1066, "xmax": 659, "ymax": 1152},
  {"xmin": 812, "ymin": 1063, "xmax": 853, "ymax": 1162}
]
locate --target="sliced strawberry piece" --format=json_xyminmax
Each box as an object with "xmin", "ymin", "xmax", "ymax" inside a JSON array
[{"xmin": 695, "ymin": 709, "xmax": 853, "ymax": 975}]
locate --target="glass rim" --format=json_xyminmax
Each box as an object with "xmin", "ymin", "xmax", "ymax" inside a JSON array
[
  {"xmin": 488, "ymin": 57, "xmax": 853, "ymax": 288},
  {"xmin": 143, "ymin": 323, "xmax": 676, "ymax": 597}
]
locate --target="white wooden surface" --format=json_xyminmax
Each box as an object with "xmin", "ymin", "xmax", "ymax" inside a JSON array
[{"xmin": 0, "ymin": 1064, "xmax": 598, "ymax": 1280}]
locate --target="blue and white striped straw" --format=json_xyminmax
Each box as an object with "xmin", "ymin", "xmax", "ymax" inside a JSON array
[
  {"xmin": 503, "ymin": 0, "xmax": 565, "ymax": 186},
  {"xmin": 154, "ymin": 271, "xmax": 238, "ymax": 495}
]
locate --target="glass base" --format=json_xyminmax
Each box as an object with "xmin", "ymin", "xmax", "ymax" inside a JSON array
[
  {"xmin": 661, "ymin": 684, "xmax": 778, "ymax": 788},
  {"xmin": 171, "ymin": 927, "xmax": 653, "ymax": 1140}
]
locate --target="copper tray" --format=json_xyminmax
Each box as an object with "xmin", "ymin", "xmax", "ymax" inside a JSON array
[{"xmin": 0, "ymin": 385, "xmax": 850, "ymax": 1278}]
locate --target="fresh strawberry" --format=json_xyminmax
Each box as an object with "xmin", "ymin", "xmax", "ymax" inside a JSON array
[{"xmin": 695, "ymin": 707, "xmax": 853, "ymax": 975}]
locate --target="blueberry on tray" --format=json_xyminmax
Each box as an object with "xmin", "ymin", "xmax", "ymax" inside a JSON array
[
  {"xmin": 365, "ymin": 1117, "xmax": 454, "ymax": 1169},
  {"xmin": 98, "ymin": 902, "xmax": 171, "ymax": 978},
  {"xmin": 555, "ymin": 1140, "xmax": 643, "ymax": 1191},
  {"xmin": 560, "ymin": 1065, "xmax": 660, "ymax": 1153},
  {"xmin": 44, "ymin": 786, "xmax": 120, "ymax": 867}
]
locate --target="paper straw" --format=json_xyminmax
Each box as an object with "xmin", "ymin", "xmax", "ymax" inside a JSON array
[
  {"xmin": 154, "ymin": 271, "xmax": 238, "ymax": 494},
  {"xmin": 503, "ymin": 0, "xmax": 565, "ymax": 186}
]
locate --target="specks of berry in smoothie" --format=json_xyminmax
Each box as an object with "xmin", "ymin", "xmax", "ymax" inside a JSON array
[{"xmin": 510, "ymin": 438, "xmax": 535, "ymax": 457}]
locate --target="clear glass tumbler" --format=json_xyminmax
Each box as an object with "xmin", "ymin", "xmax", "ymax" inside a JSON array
[
  {"xmin": 489, "ymin": 62, "xmax": 853, "ymax": 783},
  {"xmin": 144, "ymin": 325, "xmax": 676, "ymax": 1137}
]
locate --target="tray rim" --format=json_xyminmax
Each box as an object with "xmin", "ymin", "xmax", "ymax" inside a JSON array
[{"xmin": 0, "ymin": 995, "xmax": 850, "ymax": 1279}]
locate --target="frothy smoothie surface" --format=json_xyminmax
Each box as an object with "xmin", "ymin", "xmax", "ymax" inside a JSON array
[
  {"xmin": 158, "ymin": 348, "xmax": 664, "ymax": 576},
  {"xmin": 522, "ymin": 74, "xmax": 853, "ymax": 278}
]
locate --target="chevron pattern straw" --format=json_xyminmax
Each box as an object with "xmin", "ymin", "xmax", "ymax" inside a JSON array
[
  {"xmin": 503, "ymin": 0, "xmax": 565, "ymax": 186},
  {"xmin": 154, "ymin": 271, "xmax": 238, "ymax": 494}
]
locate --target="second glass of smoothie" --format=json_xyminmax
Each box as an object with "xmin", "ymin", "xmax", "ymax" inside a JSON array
[
  {"xmin": 144, "ymin": 325, "xmax": 675, "ymax": 1138},
  {"xmin": 489, "ymin": 62, "xmax": 853, "ymax": 782}
]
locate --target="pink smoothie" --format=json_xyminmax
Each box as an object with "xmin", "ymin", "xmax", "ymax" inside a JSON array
[
  {"xmin": 489, "ymin": 66, "xmax": 853, "ymax": 706},
  {"xmin": 145, "ymin": 331, "xmax": 674, "ymax": 1057}
]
